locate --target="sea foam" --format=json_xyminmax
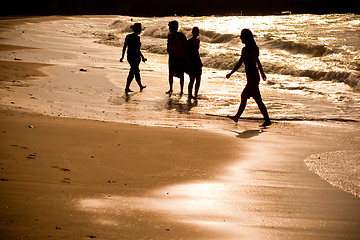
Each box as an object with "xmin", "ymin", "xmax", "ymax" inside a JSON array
[{"xmin": 305, "ymin": 150, "xmax": 360, "ymax": 198}]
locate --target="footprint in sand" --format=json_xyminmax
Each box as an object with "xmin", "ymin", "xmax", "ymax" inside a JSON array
[
  {"xmin": 26, "ymin": 153, "xmax": 37, "ymax": 159},
  {"xmin": 62, "ymin": 178, "xmax": 71, "ymax": 184},
  {"xmin": 51, "ymin": 166, "xmax": 71, "ymax": 172}
]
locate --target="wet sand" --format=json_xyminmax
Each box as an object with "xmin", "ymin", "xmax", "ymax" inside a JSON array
[
  {"xmin": 0, "ymin": 16, "xmax": 359, "ymax": 239},
  {"xmin": 1, "ymin": 107, "xmax": 359, "ymax": 239}
]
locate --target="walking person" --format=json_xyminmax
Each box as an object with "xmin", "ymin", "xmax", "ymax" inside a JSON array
[
  {"xmin": 120, "ymin": 23, "xmax": 147, "ymax": 93},
  {"xmin": 166, "ymin": 20, "xmax": 187, "ymax": 94},
  {"xmin": 226, "ymin": 29, "xmax": 271, "ymax": 127},
  {"xmin": 186, "ymin": 27, "xmax": 203, "ymax": 99}
]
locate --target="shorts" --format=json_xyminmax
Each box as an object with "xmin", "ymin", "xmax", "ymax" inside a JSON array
[
  {"xmin": 241, "ymin": 84, "xmax": 262, "ymax": 100},
  {"xmin": 169, "ymin": 56, "xmax": 185, "ymax": 78}
]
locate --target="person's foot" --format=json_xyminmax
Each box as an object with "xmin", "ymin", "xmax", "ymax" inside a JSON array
[
  {"xmin": 125, "ymin": 88, "xmax": 133, "ymax": 93},
  {"xmin": 261, "ymin": 120, "xmax": 272, "ymax": 127},
  {"xmin": 227, "ymin": 115, "xmax": 239, "ymax": 123},
  {"xmin": 166, "ymin": 89, "xmax": 173, "ymax": 94},
  {"xmin": 140, "ymin": 85, "xmax": 146, "ymax": 91}
]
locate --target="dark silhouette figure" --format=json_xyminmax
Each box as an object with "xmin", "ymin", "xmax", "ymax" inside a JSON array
[
  {"xmin": 226, "ymin": 29, "xmax": 271, "ymax": 127},
  {"xmin": 186, "ymin": 27, "xmax": 203, "ymax": 99},
  {"xmin": 120, "ymin": 23, "xmax": 147, "ymax": 93},
  {"xmin": 167, "ymin": 20, "xmax": 187, "ymax": 95}
]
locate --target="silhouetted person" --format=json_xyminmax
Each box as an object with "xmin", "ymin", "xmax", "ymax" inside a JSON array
[
  {"xmin": 167, "ymin": 20, "xmax": 187, "ymax": 94},
  {"xmin": 226, "ymin": 29, "xmax": 271, "ymax": 127},
  {"xmin": 120, "ymin": 23, "xmax": 147, "ymax": 93},
  {"xmin": 186, "ymin": 27, "xmax": 203, "ymax": 99}
]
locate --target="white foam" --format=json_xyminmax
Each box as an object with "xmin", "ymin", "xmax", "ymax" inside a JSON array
[{"xmin": 305, "ymin": 150, "xmax": 360, "ymax": 198}]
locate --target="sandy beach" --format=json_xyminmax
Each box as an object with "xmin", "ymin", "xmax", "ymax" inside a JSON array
[{"xmin": 0, "ymin": 16, "xmax": 359, "ymax": 240}]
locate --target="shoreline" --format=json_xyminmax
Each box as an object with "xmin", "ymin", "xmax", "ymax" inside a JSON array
[{"xmin": 0, "ymin": 15, "xmax": 359, "ymax": 239}]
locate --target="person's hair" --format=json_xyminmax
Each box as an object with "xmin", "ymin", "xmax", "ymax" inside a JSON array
[
  {"xmin": 192, "ymin": 27, "xmax": 199, "ymax": 36},
  {"xmin": 130, "ymin": 23, "xmax": 142, "ymax": 33},
  {"xmin": 240, "ymin": 29, "xmax": 257, "ymax": 48},
  {"xmin": 168, "ymin": 20, "xmax": 179, "ymax": 31}
]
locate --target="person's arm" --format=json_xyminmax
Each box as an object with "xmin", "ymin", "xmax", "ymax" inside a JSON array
[
  {"xmin": 137, "ymin": 36, "xmax": 147, "ymax": 62},
  {"xmin": 257, "ymin": 58, "xmax": 266, "ymax": 81},
  {"xmin": 120, "ymin": 37, "xmax": 128, "ymax": 62},
  {"xmin": 139, "ymin": 49, "xmax": 147, "ymax": 62},
  {"xmin": 182, "ymin": 33, "xmax": 189, "ymax": 61},
  {"xmin": 167, "ymin": 34, "xmax": 170, "ymax": 54},
  {"xmin": 226, "ymin": 55, "xmax": 244, "ymax": 78}
]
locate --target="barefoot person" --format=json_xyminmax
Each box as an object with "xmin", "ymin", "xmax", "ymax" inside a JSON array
[
  {"xmin": 120, "ymin": 23, "xmax": 147, "ymax": 93},
  {"xmin": 166, "ymin": 20, "xmax": 187, "ymax": 94},
  {"xmin": 226, "ymin": 29, "xmax": 271, "ymax": 127},
  {"xmin": 186, "ymin": 27, "xmax": 203, "ymax": 99}
]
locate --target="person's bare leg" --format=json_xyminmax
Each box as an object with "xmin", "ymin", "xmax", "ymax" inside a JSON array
[
  {"xmin": 228, "ymin": 98, "xmax": 247, "ymax": 123},
  {"xmin": 166, "ymin": 75, "xmax": 173, "ymax": 94},
  {"xmin": 255, "ymin": 97, "xmax": 271, "ymax": 127},
  {"xmin": 194, "ymin": 74, "xmax": 201, "ymax": 99},
  {"xmin": 125, "ymin": 70, "xmax": 134, "ymax": 93},
  {"xmin": 180, "ymin": 77, "xmax": 184, "ymax": 95},
  {"xmin": 188, "ymin": 75, "xmax": 195, "ymax": 99},
  {"xmin": 134, "ymin": 69, "xmax": 146, "ymax": 91}
]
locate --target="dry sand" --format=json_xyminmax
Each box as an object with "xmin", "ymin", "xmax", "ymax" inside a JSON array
[{"xmin": 0, "ymin": 16, "xmax": 359, "ymax": 240}]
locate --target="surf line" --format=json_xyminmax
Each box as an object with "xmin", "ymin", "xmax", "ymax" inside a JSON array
[{"xmin": 205, "ymin": 114, "xmax": 358, "ymax": 123}]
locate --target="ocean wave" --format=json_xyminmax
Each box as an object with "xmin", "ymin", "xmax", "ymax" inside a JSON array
[
  {"xmin": 142, "ymin": 44, "xmax": 168, "ymax": 55},
  {"xmin": 191, "ymin": 28, "xmax": 237, "ymax": 43},
  {"xmin": 99, "ymin": 21, "xmax": 359, "ymax": 91},
  {"xmin": 142, "ymin": 26, "xmax": 237, "ymax": 43},
  {"xmin": 260, "ymin": 61, "xmax": 360, "ymax": 90},
  {"xmin": 109, "ymin": 19, "xmax": 237, "ymax": 43},
  {"xmin": 142, "ymin": 25, "xmax": 169, "ymax": 39},
  {"xmin": 110, "ymin": 19, "xmax": 133, "ymax": 33},
  {"xmin": 202, "ymin": 53, "xmax": 359, "ymax": 90},
  {"xmin": 94, "ymin": 33, "xmax": 123, "ymax": 47},
  {"xmin": 264, "ymin": 36, "xmax": 334, "ymax": 57},
  {"xmin": 202, "ymin": 53, "xmax": 240, "ymax": 70}
]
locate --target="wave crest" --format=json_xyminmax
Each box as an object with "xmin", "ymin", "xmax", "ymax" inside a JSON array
[{"xmin": 265, "ymin": 36, "xmax": 333, "ymax": 57}]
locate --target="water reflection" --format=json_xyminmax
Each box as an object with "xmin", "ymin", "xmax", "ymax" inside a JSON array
[
  {"xmin": 166, "ymin": 95, "xmax": 198, "ymax": 114},
  {"xmin": 76, "ymin": 181, "xmax": 249, "ymax": 237}
]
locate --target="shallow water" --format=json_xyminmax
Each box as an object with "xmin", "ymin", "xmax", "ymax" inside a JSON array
[{"xmin": 95, "ymin": 14, "xmax": 360, "ymax": 122}]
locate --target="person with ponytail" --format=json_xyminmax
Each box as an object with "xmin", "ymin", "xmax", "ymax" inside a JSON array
[
  {"xmin": 120, "ymin": 23, "xmax": 147, "ymax": 93},
  {"xmin": 226, "ymin": 29, "xmax": 271, "ymax": 127}
]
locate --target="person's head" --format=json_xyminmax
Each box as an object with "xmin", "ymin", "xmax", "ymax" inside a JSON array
[
  {"xmin": 240, "ymin": 29, "xmax": 256, "ymax": 46},
  {"xmin": 192, "ymin": 27, "xmax": 199, "ymax": 37},
  {"xmin": 130, "ymin": 23, "xmax": 142, "ymax": 34},
  {"xmin": 168, "ymin": 20, "xmax": 179, "ymax": 33}
]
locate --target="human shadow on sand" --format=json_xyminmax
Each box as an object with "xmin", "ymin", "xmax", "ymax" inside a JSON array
[{"xmin": 228, "ymin": 129, "xmax": 264, "ymax": 139}]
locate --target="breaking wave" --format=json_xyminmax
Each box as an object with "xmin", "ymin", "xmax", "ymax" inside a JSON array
[
  {"xmin": 264, "ymin": 35, "xmax": 334, "ymax": 57},
  {"xmin": 103, "ymin": 18, "xmax": 360, "ymax": 91}
]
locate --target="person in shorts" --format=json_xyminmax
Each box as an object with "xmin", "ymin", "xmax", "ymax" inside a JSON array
[{"xmin": 166, "ymin": 20, "xmax": 187, "ymax": 94}]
